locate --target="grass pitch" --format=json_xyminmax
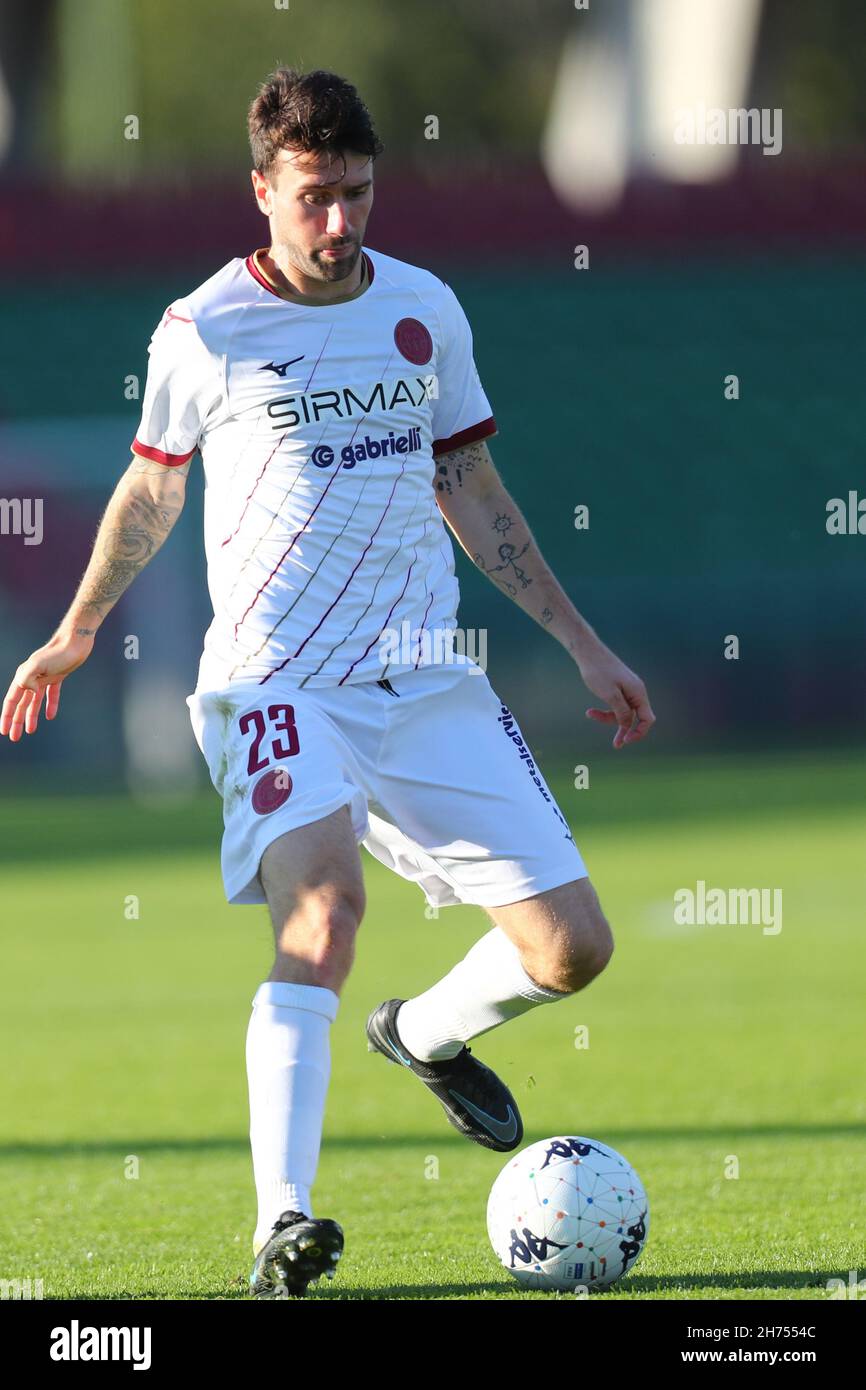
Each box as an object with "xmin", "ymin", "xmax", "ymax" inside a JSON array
[{"xmin": 0, "ymin": 751, "xmax": 863, "ymax": 1300}]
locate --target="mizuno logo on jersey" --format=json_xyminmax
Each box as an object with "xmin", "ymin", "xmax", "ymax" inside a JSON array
[
  {"xmin": 259, "ymin": 356, "xmax": 305, "ymax": 377},
  {"xmin": 265, "ymin": 374, "xmax": 436, "ymax": 430}
]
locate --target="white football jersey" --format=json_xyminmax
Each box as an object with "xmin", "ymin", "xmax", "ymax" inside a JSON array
[{"xmin": 131, "ymin": 245, "xmax": 497, "ymax": 690}]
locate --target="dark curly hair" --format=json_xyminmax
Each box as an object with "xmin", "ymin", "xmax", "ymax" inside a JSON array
[{"xmin": 248, "ymin": 67, "xmax": 384, "ymax": 178}]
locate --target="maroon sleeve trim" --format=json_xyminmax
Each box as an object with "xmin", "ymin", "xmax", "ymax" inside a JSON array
[
  {"xmin": 432, "ymin": 416, "xmax": 498, "ymax": 458},
  {"xmin": 131, "ymin": 438, "xmax": 197, "ymax": 466}
]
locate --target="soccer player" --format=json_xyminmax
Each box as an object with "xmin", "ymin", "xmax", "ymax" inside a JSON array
[{"xmin": 1, "ymin": 69, "xmax": 655, "ymax": 1299}]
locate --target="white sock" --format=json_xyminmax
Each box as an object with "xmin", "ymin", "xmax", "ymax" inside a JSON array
[
  {"xmin": 395, "ymin": 926, "xmax": 569, "ymax": 1061},
  {"xmin": 246, "ymin": 980, "xmax": 339, "ymax": 1252}
]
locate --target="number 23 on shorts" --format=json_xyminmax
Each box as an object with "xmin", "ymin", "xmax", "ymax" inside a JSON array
[{"xmin": 239, "ymin": 704, "xmax": 300, "ymax": 775}]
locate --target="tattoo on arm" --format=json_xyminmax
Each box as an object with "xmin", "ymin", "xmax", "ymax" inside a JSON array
[
  {"xmin": 434, "ymin": 440, "xmax": 485, "ymax": 494},
  {"xmin": 474, "ymin": 540, "xmax": 532, "ymax": 596},
  {"xmin": 456, "ymin": 501, "xmax": 540, "ymax": 600},
  {"xmin": 436, "ymin": 437, "xmax": 541, "ymax": 601},
  {"xmin": 437, "ymin": 444, "xmax": 574, "ymax": 640},
  {"xmin": 128, "ymin": 456, "xmax": 192, "ymax": 480},
  {"xmin": 72, "ymin": 466, "xmax": 188, "ymax": 620}
]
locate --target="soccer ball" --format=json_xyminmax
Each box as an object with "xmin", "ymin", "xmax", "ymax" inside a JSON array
[{"xmin": 487, "ymin": 1135, "xmax": 649, "ymax": 1292}]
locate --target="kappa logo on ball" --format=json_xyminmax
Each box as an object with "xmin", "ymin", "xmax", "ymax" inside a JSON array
[
  {"xmin": 251, "ymin": 768, "xmax": 293, "ymax": 815},
  {"xmin": 393, "ymin": 317, "xmax": 433, "ymax": 365}
]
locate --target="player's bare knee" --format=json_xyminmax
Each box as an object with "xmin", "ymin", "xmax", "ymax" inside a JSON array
[
  {"xmin": 574, "ymin": 913, "xmax": 614, "ymax": 985},
  {"xmin": 287, "ymin": 882, "xmax": 363, "ymax": 944},
  {"xmin": 550, "ymin": 904, "xmax": 614, "ymax": 993},
  {"xmin": 272, "ymin": 882, "xmax": 365, "ymax": 984}
]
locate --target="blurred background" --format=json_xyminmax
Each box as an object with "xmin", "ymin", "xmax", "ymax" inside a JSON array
[{"xmin": 0, "ymin": 0, "xmax": 863, "ymax": 793}]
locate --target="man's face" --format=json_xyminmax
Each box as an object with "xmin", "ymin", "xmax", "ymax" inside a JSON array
[{"xmin": 251, "ymin": 148, "xmax": 374, "ymax": 284}]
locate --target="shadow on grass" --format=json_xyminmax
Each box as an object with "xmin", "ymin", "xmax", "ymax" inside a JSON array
[
  {"xmin": 38, "ymin": 1269, "xmax": 835, "ymax": 1301},
  {"xmin": 1, "ymin": 1121, "xmax": 863, "ymax": 1161},
  {"xmin": 3, "ymin": 752, "xmax": 866, "ymax": 866}
]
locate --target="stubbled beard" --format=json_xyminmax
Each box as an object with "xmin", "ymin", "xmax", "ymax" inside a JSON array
[
  {"xmin": 269, "ymin": 234, "xmax": 362, "ymax": 288},
  {"xmin": 309, "ymin": 240, "xmax": 362, "ymax": 282},
  {"xmin": 312, "ymin": 241, "xmax": 361, "ymax": 282}
]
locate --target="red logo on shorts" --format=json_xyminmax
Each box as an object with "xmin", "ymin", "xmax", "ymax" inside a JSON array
[
  {"xmin": 252, "ymin": 768, "xmax": 293, "ymax": 815},
  {"xmin": 394, "ymin": 317, "xmax": 433, "ymax": 365}
]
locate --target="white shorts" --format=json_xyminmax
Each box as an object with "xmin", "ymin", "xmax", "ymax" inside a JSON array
[{"xmin": 186, "ymin": 661, "xmax": 587, "ymax": 908}]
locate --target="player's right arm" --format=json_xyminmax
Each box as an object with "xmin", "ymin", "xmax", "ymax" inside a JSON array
[{"xmin": 0, "ymin": 453, "xmax": 190, "ymax": 742}]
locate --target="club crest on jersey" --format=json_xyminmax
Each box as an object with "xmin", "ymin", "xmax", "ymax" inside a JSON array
[
  {"xmin": 251, "ymin": 768, "xmax": 293, "ymax": 815},
  {"xmin": 394, "ymin": 317, "xmax": 433, "ymax": 365}
]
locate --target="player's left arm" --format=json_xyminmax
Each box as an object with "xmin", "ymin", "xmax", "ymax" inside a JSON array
[{"xmin": 434, "ymin": 438, "xmax": 655, "ymax": 748}]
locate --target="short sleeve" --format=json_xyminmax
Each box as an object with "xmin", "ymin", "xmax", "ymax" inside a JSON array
[
  {"xmin": 131, "ymin": 304, "xmax": 221, "ymax": 466},
  {"xmin": 431, "ymin": 284, "xmax": 497, "ymax": 457}
]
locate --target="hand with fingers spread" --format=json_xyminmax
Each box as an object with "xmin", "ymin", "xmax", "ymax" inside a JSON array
[
  {"xmin": 576, "ymin": 637, "xmax": 656, "ymax": 749},
  {"xmin": 1, "ymin": 629, "xmax": 95, "ymax": 742}
]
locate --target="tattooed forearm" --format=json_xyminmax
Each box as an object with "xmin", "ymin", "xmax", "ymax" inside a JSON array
[
  {"xmin": 78, "ymin": 527, "xmax": 155, "ymax": 613},
  {"xmin": 467, "ymin": 506, "xmax": 584, "ymax": 639},
  {"xmin": 436, "ymin": 438, "xmax": 596, "ymax": 653},
  {"xmin": 473, "ymin": 539, "xmax": 532, "ymax": 596},
  {"xmin": 62, "ymin": 457, "xmax": 189, "ymax": 629}
]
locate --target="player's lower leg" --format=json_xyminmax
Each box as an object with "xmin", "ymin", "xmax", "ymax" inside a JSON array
[
  {"xmin": 366, "ymin": 922, "xmax": 569, "ymax": 1150},
  {"xmin": 394, "ymin": 924, "xmax": 572, "ymax": 1062},
  {"xmin": 246, "ymin": 981, "xmax": 344, "ymax": 1295},
  {"xmin": 396, "ymin": 878, "xmax": 613, "ymax": 1062},
  {"xmin": 366, "ymin": 927, "xmax": 570, "ymax": 1152},
  {"xmin": 367, "ymin": 884, "xmax": 613, "ymax": 1151},
  {"xmin": 248, "ymin": 808, "xmax": 364, "ymax": 1295}
]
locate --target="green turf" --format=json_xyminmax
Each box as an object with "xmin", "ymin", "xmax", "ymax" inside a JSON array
[{"xmin": 0, "ymin": 753, "xmax": 864, "ymax": 1299}]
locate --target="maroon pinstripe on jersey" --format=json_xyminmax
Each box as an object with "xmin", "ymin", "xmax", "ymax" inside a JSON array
[{"xmin": 132, "ymin": 245, "xmax": 497, "ymax": 690}]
